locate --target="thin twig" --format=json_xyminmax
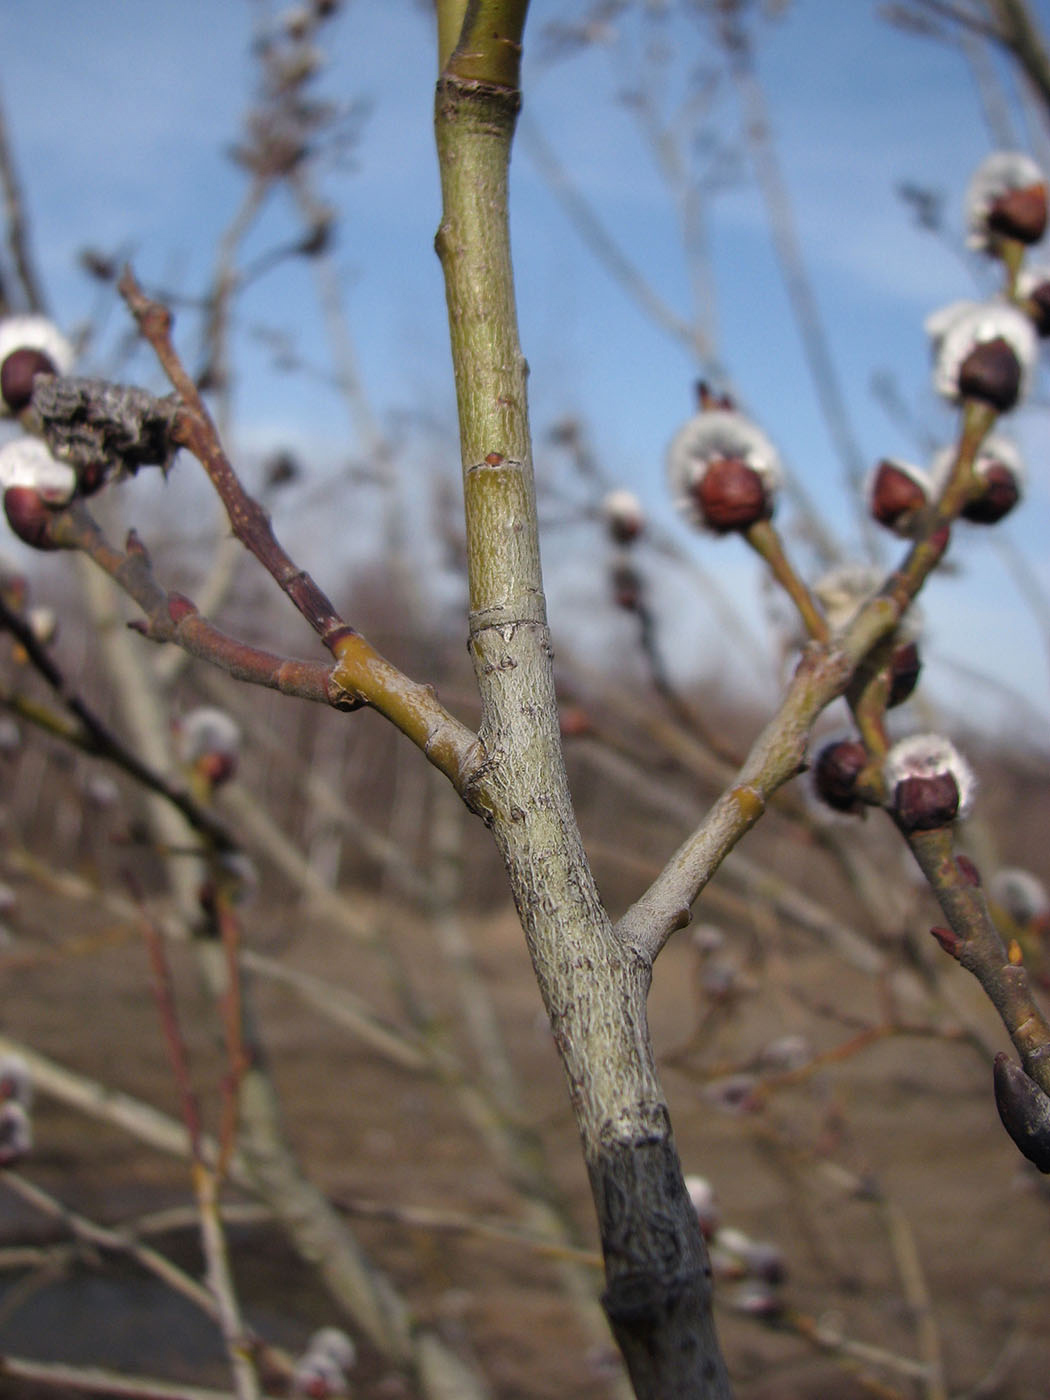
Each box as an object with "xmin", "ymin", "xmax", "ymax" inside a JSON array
[{"xmin": 0, "ymin": 81, "xmax": 47, "ymax": 313}]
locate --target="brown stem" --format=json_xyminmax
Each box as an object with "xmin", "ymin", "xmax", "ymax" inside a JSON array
[
  {"xmin": 904, "ymin": 826, "xmax": 1050, "ymax": 1090},
  {"xmin": 745, "ymin": 518, "xmax": 829, "ymax": 643}
]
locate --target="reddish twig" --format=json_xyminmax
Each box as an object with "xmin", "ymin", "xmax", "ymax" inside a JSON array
[
  {"xmin": 119, "ymin": 267, "xmax": 357, "ymax": 652},
  {"xmin": 214, "ymin": 895, "xmax": 247, "ymax": 1182},
  {"xmin": 114, "ymin": 269, "xmax": 481, "ymax": 791},
  {"xmin": 0, "ymin": 585, "xmax": 238, "ymax": 852},
  {"xmin": 131, "ymin": 883, "xmax": 205, "ymax": 1163}
]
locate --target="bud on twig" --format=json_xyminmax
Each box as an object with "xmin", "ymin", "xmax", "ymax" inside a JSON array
[
  {"xmin": 884, "ymin": 733, "xmax": 975, "ymax": 831},
  {"xmin": 965, "ymin": 151, "xmax": 1048, "ymax": 252},
  {"xmin": 601, "ymin": 489, "xmax": 644, "ymax": 545},
  {"xmin": 0, "ymin": 438, "xmax": 78, "ymax": 551},
  {"xmin": 667, "ymin": 409, "xmax": 781, "ymax": 534},
  {"xmin": 926, "ymin": 301, "xmax": 1037, "ymax": 411},
  {"xmin": 0, "ymin": 315, "xmax": 74, "ymax": 416},
  {"xmin": 175, "ymin": 706, "xmax": 242, "ymax": 788},
  {"xmin": 931, "ymin": 436, "xmax": 1026, "ymax": 526},
  {"xmin": 3, "ymin": 488, "xmax": 61, "ymax": 550},
  {"xmin": 887, "ymin": 640, "xmax": 921, "ymax": 707},
  {"xmin": 813, "ymin": 739, "xmax": 869, "ymax": 814},
  {"xmin": 993, "ymin": 1053, "xmax": 1050, "ymax": 1173},
  {"xmin": 292, "ymin": 1327, "xmax": 357, "ymax": 1398},
  {"xmin": 808, "ymin": 566, "xmax": 922, "ymax": 706},
  {"xmin": 866, "ymin": 459, "xmax": 930, "ymax": 535},
  {"xmin": 1017, "ymin": 265, "xmax": 1050, "ymax": 336}
]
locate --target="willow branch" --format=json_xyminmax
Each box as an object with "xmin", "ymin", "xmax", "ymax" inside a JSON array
[
  {"xmin": 434, "ymin": 5, "xmax": 733, "ymax": 1394},
  {"xmin": 983, "ymin": 0, "xmax": 1050, "ymax": 113},
  {"xmin": 0, "ymin": 588, "xmax": 236, "ymax": 852},
  {"xmin": 44, "ymin": 502, "xmax": 344, "ymax": 714},
  {"xmin": 906, "ymin": 826, "xmax": 1050, "ymax": 1090},
  {"xmin": 617, "ymin": 402, "xmax": 998, "ymax": 962},
  {"xmin": 115, "ymin": 270, "xmax": 481, "ymax": 790},
  {"xmin": 0, "ymin": 81, "xmax": 47, "ymax": 313}
]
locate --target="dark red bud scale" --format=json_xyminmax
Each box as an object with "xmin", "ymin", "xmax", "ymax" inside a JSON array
[
  {"xmin": 993, "ymin": 1053, "xmax": 1050, "ymax": 1173},
  {"xmin": 3, "ymin": 487, "xmax": 60, "ymax": 551},
  {"xmin": 167, "ymin": 593, "xmax": 198, "ymax": 623},
  {"xmin": 197, "ymin": 752, "xmax": 237, "ymax": 787},
  {"xmin": 694, "ymin": 457, "xmax": 770, "ymax": 533},
  {"xmin": 1025, "ymin": 281, "xmax": 1050, "ymax": 337},
  {"xmin": 957, "ymin": 337, "xmax": 1023, "ymax": 411},
  {"xmin": 930, "ymin": 925, "xmax": 963, "ymax": 959},
  {"xmin": 955, "ymin": 854, "xmax": 981, "ymax": 886},
  {"xmin": 869, "ymin": 461, "xmax": 927, "ymax": 531},
  {"xmin": 888, "ymin": 641, "xmax": 921, "ymax": 707},
  {"xmin": 986, "ymin": 183, "xmax": 1048, "ymax": 245},
  {"xmin": 962, "ymin": 462, "xmax": 1020, "ymax": 524},
  {"xmin": 0, "ymin": 347, "xmax": 56, "ymax": 413},
  {"xmin": 75, "ymin": 460, "xmax": 108, "ymax": 497},
  {"xmin": 893, "ymin": 770, "xmax": 960, "ymax": 831},
  {"xmin": 814, "ymin": 740, "xmax": 869, "ymax": 813}
]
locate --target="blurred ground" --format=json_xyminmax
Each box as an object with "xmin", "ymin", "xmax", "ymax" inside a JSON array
[{"xmin": 0, "ymin": 864, "xmax": 1048, "ymax": 1400}]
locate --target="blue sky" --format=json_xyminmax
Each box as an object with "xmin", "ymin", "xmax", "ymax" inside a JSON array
[{"xmin": 0, "ymin": 1, "xmax": 1048, "ymax": 735}]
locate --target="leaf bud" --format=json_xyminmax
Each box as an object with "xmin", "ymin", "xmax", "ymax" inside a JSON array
[
  {"xmin": 926, "ymin": 300, "xmax": 1037, "ymax": 411},
  {"xmin": 813, "ymin": 739, "xmax": 869, "ymax": 814},
  {"xmin": 601, "ymin": 488, "xmax": 644, "ymax": 544},
  {"xmin": 958, "ymin": 336, "xmax": 1022, "ymax": 411},
  {"xmin": 668, "ymin": 409, "xmax": 781, "ymax": 534},
  {"xmin": 993, "ymin": 1053, "xmax": 1050, "ymax": 1173},
  {"xmin": 930, "ymin": 434, "xmax": 1026, "ymax": 525},
  {"xmin": 966, "ymin": 151, "xmax": 1048, "ymax": 250},
  {"xmin": 1, "ymin": 348, "xmax": 56, "ymax": 414},
  {"xmin": 965, "ymin": 437, "xmax": 1024, "ymax": 524},
  {"xmin": 866, "ymin": 459, "xmax": 930, "ymax": 534},
  {"xmin": 175, "ymin": 706, "xmax": 241, "ymax": 787},
  {"xmin": 888, "ymin": 640, "xmax": 921, "ymax": 707},
  {"xmin": 1018, "ymin": 264, "xmax": 1050, "ymax": 336},
  {"xmin": 884, "ymin": 733, "xmax": 975, "ymax": 831},
  {"xmin": 0, "ymin": 315, "xmax": 74, "ymax": 416},
  {"xmin": 4, "ymin": 487, "xmax": 61, "ymax": 551}
]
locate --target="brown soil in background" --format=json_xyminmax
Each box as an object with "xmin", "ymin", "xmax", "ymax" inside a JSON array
[{"xmin": 0, "ymin": 870, "xmax": 1048, "ymax": 1400}]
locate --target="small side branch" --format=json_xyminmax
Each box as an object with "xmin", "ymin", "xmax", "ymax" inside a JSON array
[
  {"xmin": 618, "ymin": 404, "xmax": 998, "ymax": 961},
  {"xmin": 0, "ymin": 587, "xmax": 235, "ymax": 853},
  {"xmin": 906, "ymin": 826, "xmax": 1050, "ymax": 1089},
  {"xmin": 114, "ymin": 270, "xmax": 481, "ymax": 792}
]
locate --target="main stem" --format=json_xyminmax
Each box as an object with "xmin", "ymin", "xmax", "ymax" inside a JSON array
[{"xmin": 432, "ymin": 6, "xmax": 731, "ymax": 1395}]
